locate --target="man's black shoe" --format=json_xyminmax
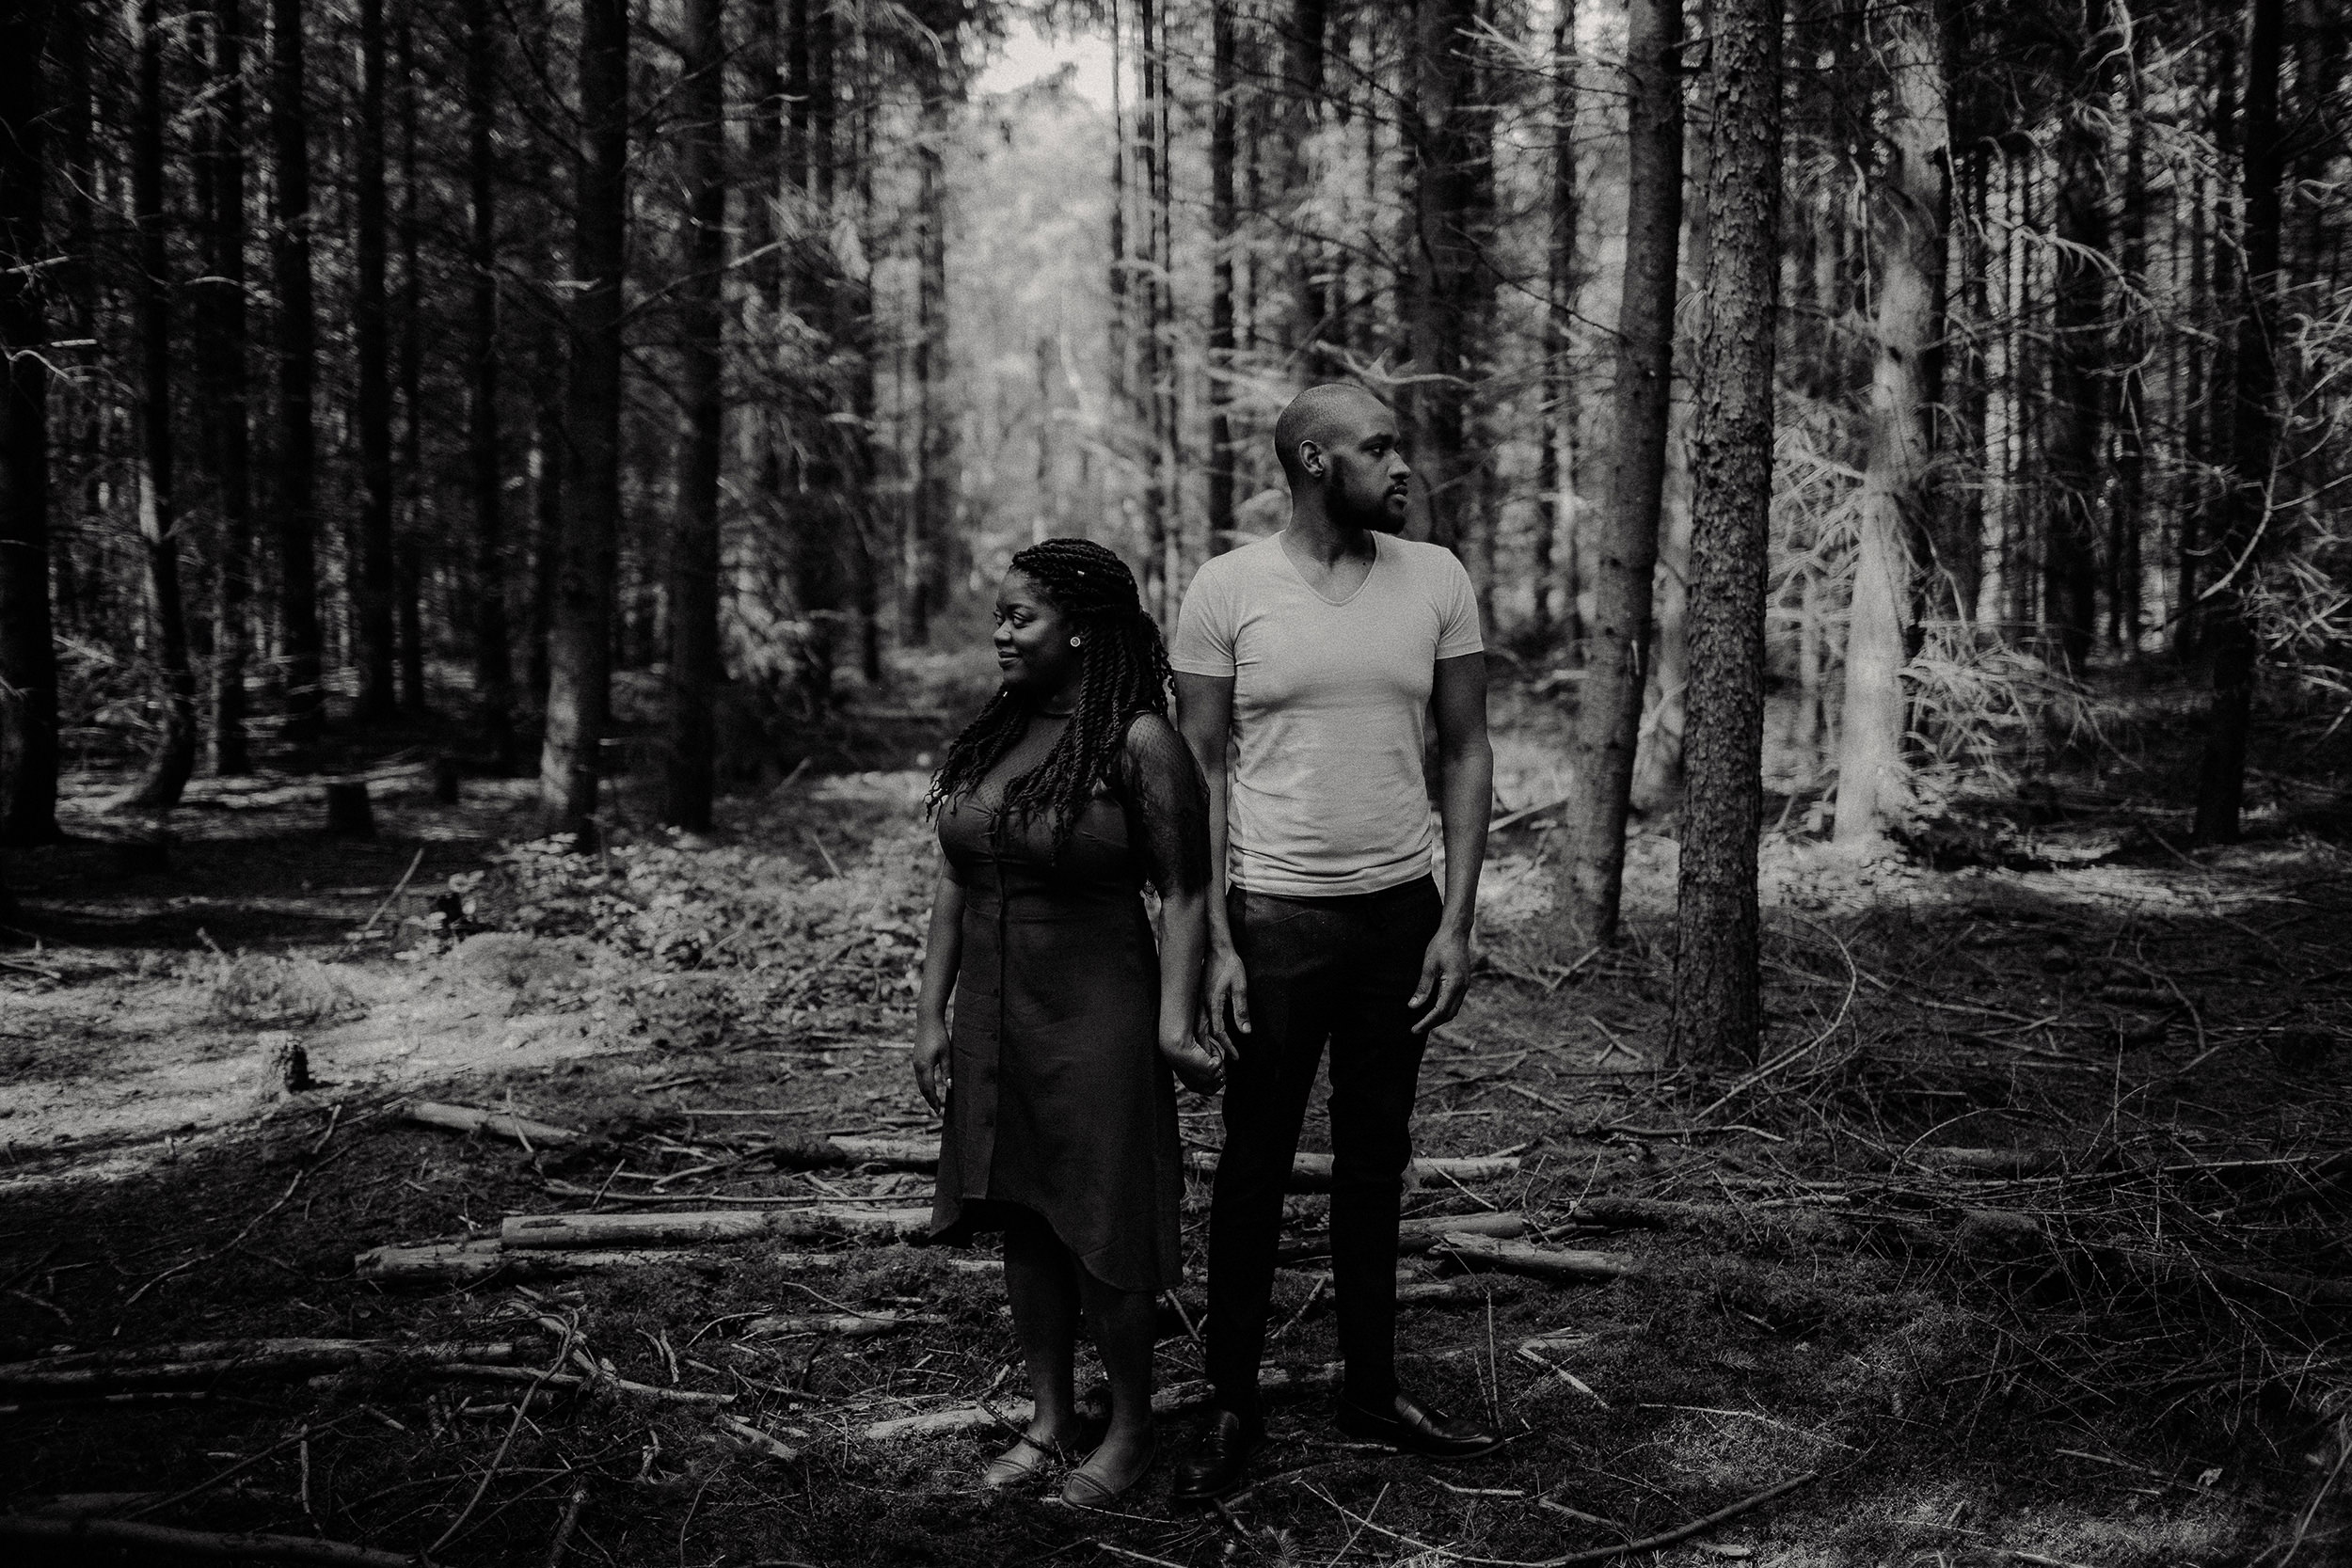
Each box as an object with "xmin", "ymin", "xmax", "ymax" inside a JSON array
[
  {"xmin": 1334, "ymin": 1391, "xmax": 1502, "ymax": 1460},
  {"xmin": 1171, "ymin": 1409, "xmax": 1264, "ymax": 1502}
]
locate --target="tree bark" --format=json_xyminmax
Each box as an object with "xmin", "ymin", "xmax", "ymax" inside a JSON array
[
  {"xmin": 905, "ymin": 68, "xmax": 951, "ymax": 643},
  {"xmin": 2107, "ymin": 19, "xmax": 2147, "ymax": 650},
  {"xmin": 2191, "ymin": 0, "xmax": 2285, "ymax": 845},
  {"xmin": 540, "ymin": 0, "xmax": 628, "ymax": 842},
  {"xmin": 126, "ymin": 0, "xmax": 199, "ymax": 810},
  {"xmin": 1208, "ymin": 0, "xmax": 1237, "ymax": 556},
  {"xmin": 1632, "ymin": 93, "xmax": 1713, "ymax": 817},
  {"xmin": 664, "ymin": 0, "xmax": 726, "ymax": 833},
  {"xmin": 270, "ymin": 0, "xmax": 325, "ymax": 746},
  {"xmin": 463, "ymin": 0, "xmax": 513, "ymax": 767},
  {"xmin": 1833, "ymin": 0, "xmax": 1947, "ymax": 851},
  {"xmin": 201, "ymin": 0, "xmax": 255, "ymax": 777},
  {"xmin": 1404, "ymin": 0, "xmax": 1488, "ymax": 588},
  {"xmin": 393, "ymin": 10, "xmax": 425, "ymax": 717},
  {"xmin": 1279, "ymin": 0, "xmax": 1328, "ymax": 359},
  {"xmin": 2043, "ymin": 29, "xmax": 2107, "ymax": 673},
  {"xmin": 1668, "ymin": 0, "xmax": 1781, "ymax": 1065},
  {"xmin": 353, "ymin": 0, "xmax": 397, "ymax": 721},
  {"xmin": 0, "ymin": 0, "xmax": 56, "ymax": 845},
  {"xmin": 1534, "ymin": 0, "xmax": 1582, "ymax": 652},
  {"xmin": 1559, "ymin": 0, "xmax": 1681, "ymax": 945}
]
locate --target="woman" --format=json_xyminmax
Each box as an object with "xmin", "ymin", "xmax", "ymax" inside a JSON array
[{"xmin": 914, "ymin": 539, "xmax": 1221, "ymax": 1504}]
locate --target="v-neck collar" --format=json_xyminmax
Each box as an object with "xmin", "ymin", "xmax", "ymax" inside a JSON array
[{"xmin": 1275, "ymin": 531, "xmax": 1383, "ymax": 609}]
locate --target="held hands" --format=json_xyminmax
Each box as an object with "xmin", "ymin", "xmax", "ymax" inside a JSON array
[
  {"xmin": 1160, "ymin": 1023, "xmax": 1226, "ymax": 1096},
  {"xmin": 913, "ymin": 1013, "xmax": 951, "ymax": 1113},
  {"xmin": 1409, "ymin": 924, "xmax": 1473, "ymax": 1035}
]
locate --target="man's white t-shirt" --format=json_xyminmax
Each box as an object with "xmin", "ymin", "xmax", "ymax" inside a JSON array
[{"xmin": 1170, "ymin": 532, "xmax": 1484, "ymax": 898}]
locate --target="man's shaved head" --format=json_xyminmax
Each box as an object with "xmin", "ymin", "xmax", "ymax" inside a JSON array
[{"xmin": 1273, "ymin": 383, "xmax": 1392, "ymax": 487}]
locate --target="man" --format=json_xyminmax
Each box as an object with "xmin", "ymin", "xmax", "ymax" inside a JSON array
[{"xmin": 1169, "ymin": 383, "xmax": 1497, "ymax": 1501}]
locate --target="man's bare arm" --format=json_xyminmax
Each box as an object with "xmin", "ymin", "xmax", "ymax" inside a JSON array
[
  {"xmin": 1175, "ymin": 672, "xmax": 1248, "ymax": 1053},
  {"xmin": 1410, "ymin": 651, "xmax": 1492, "ymax": 1034}
]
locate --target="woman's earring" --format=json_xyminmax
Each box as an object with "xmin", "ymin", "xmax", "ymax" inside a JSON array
[{"xmin": 1069, "ymin": 637, "xmax": 1083, "ymax": 648}]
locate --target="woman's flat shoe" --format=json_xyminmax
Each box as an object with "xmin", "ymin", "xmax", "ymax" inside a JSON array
[
  {"xmin": 1060, "ymin": 1432, "xmax": 1157, "ymax": 1508},
  {"xmin": 980, "ymin": 1433, "xmax": 1058, "ymax": 1491}
]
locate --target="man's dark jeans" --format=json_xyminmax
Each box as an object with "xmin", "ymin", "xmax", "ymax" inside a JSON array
[{"xmin": 1206, "ymin": 876, "xmax": 1442, "ymax": 1422}]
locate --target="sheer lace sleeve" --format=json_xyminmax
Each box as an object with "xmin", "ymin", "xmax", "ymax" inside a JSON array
[{"xmin": 1113, "ymin": 712, "xmax": 1212, "ymax": 898}]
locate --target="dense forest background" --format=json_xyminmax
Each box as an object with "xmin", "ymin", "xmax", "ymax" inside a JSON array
[{"xmin": 1, "ymin": 0, "xmax": 2348, "ymax": 1019}]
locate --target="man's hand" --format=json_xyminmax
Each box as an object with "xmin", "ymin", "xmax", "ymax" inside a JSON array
[
  {"xmin": 913, "ymin": 1014, "xmax": 951, "ymax": 1113},
  {"xmin": 1160, "ymin": 1022, "xmax": 1226, "ymax": 1095},
  {"xmin": 1408, "ymin": 925, "xmax": 1472, "ymax": 1035},
  {"xmin": 1202, "ymin": 942, "xmax": 1251, "ymax": 1059}
]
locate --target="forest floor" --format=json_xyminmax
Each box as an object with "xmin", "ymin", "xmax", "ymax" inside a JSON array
[{"xmin": 2, "ymin": 665, "xmax": 2350, "ymax": 1568}]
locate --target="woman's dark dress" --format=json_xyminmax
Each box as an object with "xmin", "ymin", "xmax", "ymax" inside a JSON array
[{"xmin": 928, "ymin": 711, "xmax": 1207, "ymax": 1293}]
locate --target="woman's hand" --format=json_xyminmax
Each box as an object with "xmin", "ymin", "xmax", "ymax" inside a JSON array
[
  {"xmin": 914, "ymin": 1014, "xmax": 952, "ymax": 1113},
  {"xmin": 1159, "ymin": 1023, "xmax": 1225, "ymax": 1096}
]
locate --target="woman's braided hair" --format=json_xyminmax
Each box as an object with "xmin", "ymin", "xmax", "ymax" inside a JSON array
[{"xmin": 926, "ymin": 539, "xmax": 1177, "ymax": 848}]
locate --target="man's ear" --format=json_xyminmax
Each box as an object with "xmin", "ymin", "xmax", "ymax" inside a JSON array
[{"xmin": 1298, "ymin": 439, "xmax": 1326, "ymax": 479}]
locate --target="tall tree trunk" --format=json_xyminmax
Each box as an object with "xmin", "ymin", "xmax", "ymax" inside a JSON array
[
  {"xmin": 1208, "ymin": 0, "xmax": 1237, "ymax": 556},
  {"xmin": 202, "ymin": 0, "xmax": 255, "ymax": 776},
  {"xmin": 2183, "ymin": 21, "xmax": 2238, "ymax": 661},
  {"xmin": 2107, "ymin": 18, "xmax": 2147, "ymax": 651},
  {"xmin": 1107, "ymin": 0, "xmax": 1130, "ymax": 417},
  {"xmin": 906, "ymin": 80, "xmax": 951, "ymax": 644},
  {"xmin": 664, "ymin": 0, "xmax": 726, "ymax": 833},
  {"xmin": 394, "ymin": 9, "xmax": 425, "ymax": 715},
  {"xmin": 540, "ymin": 0, "xmax": 628, "ymax": 841},
  {"xmin": 1133, "ymin": 0, "xmax": 1180, "ymax": 620},
  {"xmin": 1834, "ymin": 0, "xmax": 1947, "ymax": 850},
  {"xmin": 127, "ymin": 0, "xmax": 199, "ymax": 810},
  {"xmin": 1280, "ymin": 0, "xmax": 1328, "ymax": 360},
  {"xmin": 2192, "ymin": 0, "xmax": 2285, "ymax": 845},
  {"xmin": 1669, "ymin": 0, "xmax": 1781, "ymax": 1065},
  {"xmin": 848, "ymin": 5, "xmax": 882, "ymax": 685},
  {"xmin": 0, "ymin": 0, "xmax": 56, "ymax": 844},
  {"xmin": 1940, "ymin": 141, "xmax": 1988, "ymax": 625},
  {"xmin": 2043, "ymin": 19, "xmax": 2108, "ymax": 673},
  {"xmin": 1632, "ymin": 83, "xmax": 1712, "ymax": 816},
  {"xmin": 353, "ymin": 0, "xmax": 397, "ymax": 721},
  {"xmin": 1535, "ymin": 0, "xmax": 1582, "ymax": 652},
  {"xmin": 1559, "ymin": 0, "xmax": 1681, "ymax": 945},
  {"xmin": 271, "ymin": 0, "xmax": 324, "ymax": 745},
  {"xmin": 464, "ymin": 0, "xmax": 512, "ymax": 765},
  {"xmin": 1405, "ymin": 0, "xmax": 1489, "ymax": 602}
]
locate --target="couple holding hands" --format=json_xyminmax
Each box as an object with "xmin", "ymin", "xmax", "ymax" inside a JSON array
[{"xmin": 911, "ymin": 384, "xmax": 1498, "ymax": 1506}]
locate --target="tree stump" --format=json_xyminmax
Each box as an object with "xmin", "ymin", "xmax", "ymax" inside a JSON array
[
  {"xmin": 325, "ymin": 782, "xmax": 375, "ymax": 839},
  {"xmin": 266, "ymin": 1034, "xmax": 314, "ymax": 1095},
  {"xmin": 430, "ymin": 755, "xmax": 462, "ymax": 805}
]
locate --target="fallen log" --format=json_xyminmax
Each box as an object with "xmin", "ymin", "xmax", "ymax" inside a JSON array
[
  {"xmin": 437, "ymin": 1362, "xmax": 734, "ymax": 1406},
  {"xmin": 739, "ymin": 1311, "xmax": 944, "ymax": 1340},
  {"xmin": 1908, "ymin": 1146, "xmax": 2074, "ymax": 1178},
  {"xmin": 0, "ymin": 1515, "xmax": 422, "ymax": 1567},
  {"xmin": 1438, "ymin": 1233, "xmax": 1643, "ymax": 1285},
  {"xmin": 0, "ymin": 1339, "xmax": 521, "ymax": 1395},
  {"xmin": 760, "ymin": 1134, "xmax": 934, "ymax": 1170},
  {"xmin": 1184, "ymin": 1151, "xmax": 1521, "ymax": 1191},
  {"xmin": 354, "ymin": 1241, "xmax": 737, "ymax": 1286},
  {"xmin": 405, "ymin": 1101, "xmax": 581, "ymax": 1148},
  {"xmin": 355, "ymin": 1237, "xmax": 994, "ymax": 1287},
  {"xmin": 1278, "ymin": 1210, "xmax": 1523, "ymax": 1266},
  {"xmin": 500, "ymin": 1206, "xmax": 930, "ymax": 1250},
  {"xmin": 1398, "ymin": 1276, "xmax": 1525, "ymax": 1308}
]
